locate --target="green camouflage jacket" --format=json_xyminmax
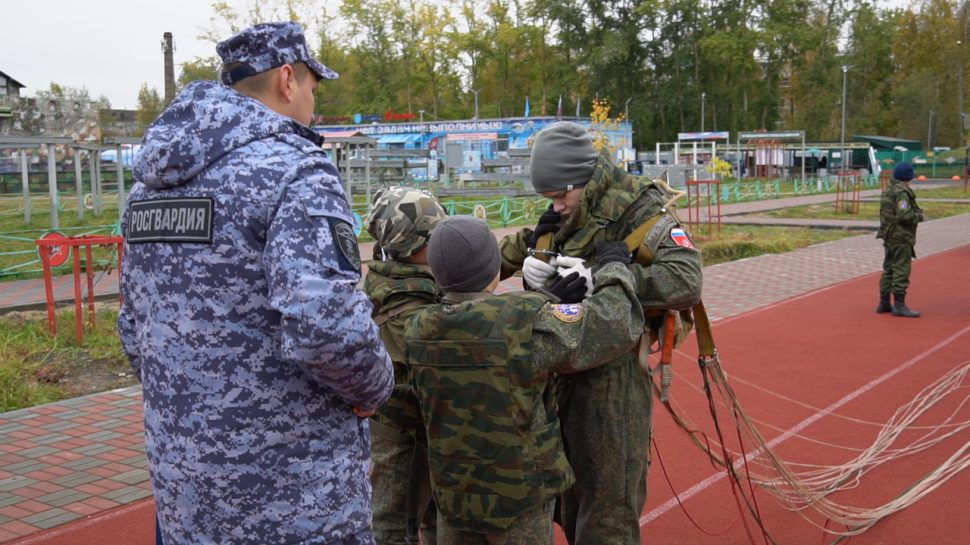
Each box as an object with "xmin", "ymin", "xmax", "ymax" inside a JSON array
[
  {"xmin": 877, "ymin": 179, "xmax": 923, "ymax": 245},
  {"xmin": 364, "ymin": 260, "xmax": 440, "ymax": 430},
  {"xmin": 406, "ymin": 262, "xmax": 644, "ymax": 533},
  {"xmin": 501, "ymin": 149, "xmax": 703, "ymax": 311}
]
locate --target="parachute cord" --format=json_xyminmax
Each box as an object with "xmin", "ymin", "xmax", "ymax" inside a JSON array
[
  {"xmin": 700, "ymin": 357, "xmax": 778, "ymax": 545},
  {"xmin": 652, "ymin": 436, "xmax": 742, "ymax": 536}
]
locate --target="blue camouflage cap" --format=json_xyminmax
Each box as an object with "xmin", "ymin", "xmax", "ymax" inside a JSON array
[{"xmin": 217, "ymin": 21, "xmax": 339, "ymax": 85}]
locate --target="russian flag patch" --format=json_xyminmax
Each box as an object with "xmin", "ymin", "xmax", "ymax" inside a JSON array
[{"xmin": 671, "ymin": 227, "xmax": 694, "ymax": 249}]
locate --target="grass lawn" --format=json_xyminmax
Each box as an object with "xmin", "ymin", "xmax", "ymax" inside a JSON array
[
  {"xmin": 0, "ymin": 306, "xmax": 133, "ymax": 412},
  {"xmin": 755, "ymin": 186, "xmax": 970, "ymax": 222}
]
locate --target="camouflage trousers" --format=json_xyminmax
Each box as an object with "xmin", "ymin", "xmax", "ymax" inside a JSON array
[
  {"xmin": 879, "ymin": 241, "xmax": 914, "ymax": 295},
  {"xmin": 436, "ymin": 500, "xmax": 554, "ymax": 545},
  {"xmin": 557, "ymin": 358, "xmax": 652, "ymax": 545},
  {"xmin": 370, "ymin": 422, "xmax": 437, "ymax": 545}
]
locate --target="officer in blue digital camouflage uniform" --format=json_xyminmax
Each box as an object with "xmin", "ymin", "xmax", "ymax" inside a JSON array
[{"xmin": 118, "ymin": 22, "xmax": 394, "ymax": 545}]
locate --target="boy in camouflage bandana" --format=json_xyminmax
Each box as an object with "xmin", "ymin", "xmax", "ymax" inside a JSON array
[
  {"xmin": 364, "ymin": 186, "xmax": 447, "ymax": 545},
  {"xmin": 407, "ymin": 215, "xmax": 647, "ymax": 545}
]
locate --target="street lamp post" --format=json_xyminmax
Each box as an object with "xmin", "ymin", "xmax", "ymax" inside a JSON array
[
  {"xmin": 840, "ymin": 65, "xmax": 848, "ymax": 173},
  {"xmin": 959, "ymin": 40, "xmax": 965, "ymax": 147},
  {"xmin": 624, "ymin": 97, "xmax": 632, "ymax": 121},
  {"xmin": 470, "ymin": 89, "xmax": 480, "ymax": 120},
  {"xmin": 701, "ymin": 92, "xmax": 706, "ymax": 133},
  {"xmin": 928, "ymin": 110, "xmax": 934, "ymax": 149}
]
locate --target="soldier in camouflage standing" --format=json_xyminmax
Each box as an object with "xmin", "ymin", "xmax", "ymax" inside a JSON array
[
  {"xmin": 499, "ymin": 121, "xmax": 703, "ymax": 545},
  {"xmin": 364, "ymin": 187, "xmax": 447, "ymax": 545},
  {"xmin": 876, "ymin": 161, "xmax": 923, "ymax": 317},
  {"xmin": 407, "ymin": 215, "xmax": 646, "ymax": 545},
  {"xmin": 118, "ymin": 22, "xmax": 393, "ymax": 545}
]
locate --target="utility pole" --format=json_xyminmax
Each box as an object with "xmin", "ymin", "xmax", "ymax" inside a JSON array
[
  {"xmin": 928, "ymin": 110, "xmax": 935, "ymax": 149},
  {"xmin": 470, "ymin": 89, "xmax": 480, "ymax": 120},
  {"xmin": 701, "ymin": 92, "xmax": 706, "ymax": 133},
  {"xmin": 840, "ymin": 65, "xmax": 848, "ymax": 173}
]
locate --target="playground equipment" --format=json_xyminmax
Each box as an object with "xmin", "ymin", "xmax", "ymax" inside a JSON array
[
  {"xmin": 834, "ymin": 171, "xmax": 863, "ymax": 214},
  {"xmin": 0, "ymin": 135, "xmax": 138, "ymax": 229},
  {"xmin": 36, "ymin": 233, "xmax": 123, "ymax": 343},
  {"xmin": 686, "ymin": 178, "xmax": 722, "ymax": 233}
]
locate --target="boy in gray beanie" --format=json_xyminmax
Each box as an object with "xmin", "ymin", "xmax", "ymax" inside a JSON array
[
  {"xmin": 407, "ymin": 215, "xmax": 646, "ymax": 545},
  {"xmin": 498, "ymin": 120, "xmax": 703, "ymax": 545}
]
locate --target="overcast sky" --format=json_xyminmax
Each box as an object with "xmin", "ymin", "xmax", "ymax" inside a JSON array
[
  {"xmin": 3, "ymin": 0, "xmax": 913, "ymax": 111},
  {"xmin": 2, "ymin": 0, "xmax": 222, "ymax": 109}
]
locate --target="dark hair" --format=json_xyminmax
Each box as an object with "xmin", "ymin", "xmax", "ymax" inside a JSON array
[{"xmin": 223, "ymin": 61, "xmax": 313, "ymax": 95}]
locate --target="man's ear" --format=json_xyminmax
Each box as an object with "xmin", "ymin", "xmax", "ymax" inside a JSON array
[{"xmin": 275, "ymin": 64, "xmax": 296, "ymax": 102}]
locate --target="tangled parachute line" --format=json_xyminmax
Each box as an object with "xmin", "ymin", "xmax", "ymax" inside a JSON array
[{"xmin": 659, "ymin": 351, "xmax": 970, "ymax": 541}]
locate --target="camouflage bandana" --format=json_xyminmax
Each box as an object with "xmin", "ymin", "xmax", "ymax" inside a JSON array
[
  {"xmin": 217, "ymin": 21, "xmax": 339, "ymax": 85},
  {"xmin": 367, "ymin": 186, "xmax": 447, "ymax": 260}
]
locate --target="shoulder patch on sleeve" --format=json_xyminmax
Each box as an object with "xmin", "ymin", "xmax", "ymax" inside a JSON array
[
  {"xmin": 898, "ymin": 200, "xmax": 909, "ymax": 210},
  {"xmin": 670, "ymin": 227, "xmax": 695, "ymax": 249},
  {"xmin": 551, "ymin": 303, "xmax": 584, "ymax": 322},
  {"xmin": 328, "ymin": 218, "xmax": 362, "ymax": 273}
]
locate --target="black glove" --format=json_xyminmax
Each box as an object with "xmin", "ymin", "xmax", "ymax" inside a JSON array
[
  {"xmin": 595, "ymin": 240, "xmax": 632, "ymax": 265},
  {"xmin": 526, "ymin": 207, "xmax": 562, "ymax": 248},
  {"xmin": 545, "ymin": 271, "xmax": 586, "ymax": 304}
]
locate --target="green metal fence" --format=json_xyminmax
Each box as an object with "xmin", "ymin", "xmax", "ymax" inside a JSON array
[{"xmin": 874, "ymin": 150, "xmax": 967, "ymax": 179}]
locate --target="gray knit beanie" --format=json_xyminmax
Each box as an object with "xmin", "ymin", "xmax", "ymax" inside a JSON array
[
  {"xmin": 530, "ymin": 121, "xmax": 598, "ymax": 193},
  {"xmin": 427, "ymin": 216, "xmax": 501, "ymax": 293}
]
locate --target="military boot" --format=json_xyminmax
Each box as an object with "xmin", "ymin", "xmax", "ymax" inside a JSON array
[
  {"xmin": 892, "ymin": 293, "xmax": 920, "ymax": 318},
  {"xmin": 876, "ymin": 292, "xmax": 892, "ymax": 313}
]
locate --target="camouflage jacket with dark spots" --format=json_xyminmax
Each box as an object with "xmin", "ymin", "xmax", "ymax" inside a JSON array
[{"xmin": 364, "ymin": 260, "xmax": 440, "ymax": 431}]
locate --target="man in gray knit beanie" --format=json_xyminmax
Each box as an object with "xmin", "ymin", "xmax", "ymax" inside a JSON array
[
  {"xmin": 498, "ymin": 118, "xmax": 704, "ymax": 545},
  {"xmin": 530, "ymin": 121, "xmax": 599, "ymax": 194},
  {"xmin": 519, "ymin": 121, "xmax": 599, "ymax": 300}
]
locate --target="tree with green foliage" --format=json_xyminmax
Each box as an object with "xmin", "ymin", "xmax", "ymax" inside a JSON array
[
  {"xmin": 136, "ymin": 84, "xmax": 163, "ymax": 133},
  {"xmin": 150, "ymin": 0, "xmax": 970, "ymax": 150}
]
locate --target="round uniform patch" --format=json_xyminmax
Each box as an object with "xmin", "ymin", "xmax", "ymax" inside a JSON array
[
  {"xmin": 329, "ymin": 218, "xmax": 362, "ymax": 272},
  {"xmin": 551, "ymin": 303, "xmax": 584, "ymax": 323},
  {"xmin": 899, "ymin": 200, "xmax": 909, "ymax": 210}
]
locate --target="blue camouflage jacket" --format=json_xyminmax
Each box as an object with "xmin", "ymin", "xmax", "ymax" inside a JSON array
[{"xmin": 118, "ymin": 80, "xmax": 393, "ymax": 545}]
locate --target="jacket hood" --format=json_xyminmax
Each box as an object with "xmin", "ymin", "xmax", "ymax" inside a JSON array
[{"xmin": 133, "ymin": 80, "xmax": 318, "ymax": 189}]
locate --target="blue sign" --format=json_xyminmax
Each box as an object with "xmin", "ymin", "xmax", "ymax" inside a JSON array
[{"xmin": 351, "ymin": 212, "xmax": 362, "ymax": 236}]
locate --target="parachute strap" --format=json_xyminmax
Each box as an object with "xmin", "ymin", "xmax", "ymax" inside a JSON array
[
  {"xmin": 658, "ymin": 311, "xmax": 677, "ymax": 402},
  {"xmin": 532, "ymin": 231, "xmax": 556, "ymax": 263},
  {"xmin": 623, "ymin": 214, "xmax": 662, "ymax": 256},
  {"xmin": 373, "ymin": 298, "xmax": 431, "ymax": 327},
  {"xmin": 692, "ymin": 301, "xmax": 717, "ymax": 361}
]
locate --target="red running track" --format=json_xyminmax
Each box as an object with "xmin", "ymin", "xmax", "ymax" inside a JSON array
[
  {"xmin": 638, "ymin": 245, "xmax": 970, "ymax": 545},
  {"xmin": 12, "ymin": 245, "xmax": 970, "ymax": 545}
]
